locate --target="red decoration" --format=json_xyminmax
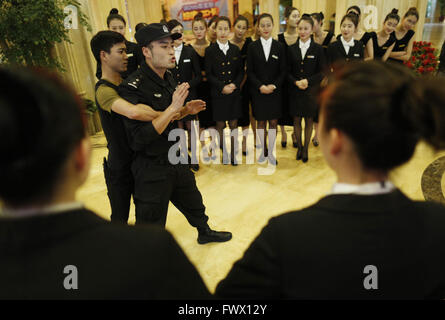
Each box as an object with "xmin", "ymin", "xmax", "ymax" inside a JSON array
[{"xmin": 404, "ymin": 41, "xmax": 439, "ymax": 76}]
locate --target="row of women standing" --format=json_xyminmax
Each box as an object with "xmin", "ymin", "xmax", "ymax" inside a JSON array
[
  {"xmin": 165, "ymin": 6, "xmax": 420, "ymax": 165},
  {"xmin": 103, "ymin": 6, "xmax": 420, "ymax": 165}
]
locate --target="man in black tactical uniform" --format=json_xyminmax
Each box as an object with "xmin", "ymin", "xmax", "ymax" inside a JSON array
[
  {"xmin": 119, "ymin": 23, "xmax": 232, "ymax": 244},
  {"xmin": 91, "ymin": 30, "xmax": 161, "ymax": 224}
]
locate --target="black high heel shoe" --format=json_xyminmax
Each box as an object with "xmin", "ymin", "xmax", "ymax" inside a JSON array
[
  {"xmin": 281, "ymin": 141, "xmax": 287, "ymax": 148},
  {"xmin": 312, "ymin": 138, "xmax": 319, "ymax": 147},
  {"xmin": 302, "ymin": 147, "xmax": 309, "ymax": 163},
  {"xmin": 296, "ymin": 147, "xmax": 303, "ymax": 160},
  {"xmin": 268, "ymin": 154, "xmax": 278, "ymax": 166},
  {"xmin": 292, "ymin": 133, "xmax": 298, "ymax": 148}
]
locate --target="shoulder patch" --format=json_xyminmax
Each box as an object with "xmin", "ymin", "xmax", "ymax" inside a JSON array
[{"xmin": 124, "ymin": 73, "xmax": 143, "ymax": 89}]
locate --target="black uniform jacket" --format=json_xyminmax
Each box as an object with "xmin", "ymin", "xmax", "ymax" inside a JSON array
[
  {"xmin": 287, "ymin": 40, "xmax": 327, "ymax": 89},
  {"xmin": 247, "ymin": 39, "xmax": 286, "ymax": 96},
  {"xmin": 216, "ymin": 189, "xmax": 445, "ymax": 299},
  {"xmin": 327, "ymin": 37, "xmax": 364, "ymax": 69},
  {"xmin": 169, "ymin": 44, "xmax": 202, "ymax": 100},
  {"xmin": 119, "ymin": 62, "xmax": 178, "ymax": 159},
  {"xmin": 204, "ymin": 42, "xmax": 244, "ymax": 98},
  {"xmin": 0, "ymin": 208, "xmax": 211, "ymax": 299}
]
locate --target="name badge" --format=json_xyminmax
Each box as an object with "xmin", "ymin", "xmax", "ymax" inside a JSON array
[
  {"xmin": 400, "ymin": 44, "xmax": 406, "ymax": 48},
  {"xmin": 307, "ymin": 55, "xmax": 315, "ymax": 59},
  {"xmin": 127, "ymin": 53, "xmax": 134, "ymax": 58},
  {"xmin": 183, "ymin": 59, "xmax": 191, "ymax": 63},
  {"xmin": 354, "ymin": 54, "xmax": 360, "ymax": 57},
  {"xmin": 272, "ymin": 54, "xmax": 278, "ymax": 60},
  {"xmin": 154, "ymin": 93, "xmax": 162, "ymax": 98},
  {"xmin": 383, "ymin": 47, "xmax": 388, "ymax": 50}
]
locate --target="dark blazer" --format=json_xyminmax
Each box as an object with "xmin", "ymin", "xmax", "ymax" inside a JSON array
[
  {"xmin": 287, "ymin": 40, "xmax": 327, "ymax": 89},
  {"xmin": 204, "ymin": 42, "xmax": 244, "ymax": 99},
  {"xmin": 216, "ymin": 190, "xmax": 445, "ymax": 299},
  {"xmin": 0, "ymin": 208, "xmax": 211, "ymax": 299},
  {"xmin": 439, "ymin": 40, "xmax": 445, "ymax": 73},
  {"xmin": 169, "ymin": 44, "xmax": 202, "ymax": 100},
  {"xmin": 327, "ymin": 37, "xmax": 364, "ymax": 70},
  {"xmin": 247, "ymin": 39, "xmax": 286, "ymax": 95}
]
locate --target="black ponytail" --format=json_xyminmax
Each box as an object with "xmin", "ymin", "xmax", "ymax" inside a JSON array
[
  {"xmin": 320, "ymin": 61, "xmax": 445, "ymax": 172},
  {"xmin": 107, "ymin": 8, "xmax": 126, "ymax": 27},
  {"xmin": 298, "ymin": 14, "xmax": 314, "ymax": 27},
  {"xmin": 311, "ymin": 12, "xmax": 325, "ymax": 23},
  {"xmin": 234, "ymin": 14, "xmax": 249, "ymax": 29},
  {"xmin": 384, "ymin": 8, "xmax": 400, "ymax": 23},
  {"xmin": 192, "ymin": 12, "xmax": 207, "ymax": 28}
]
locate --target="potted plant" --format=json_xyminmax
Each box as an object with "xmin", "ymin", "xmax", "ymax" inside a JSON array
[{"xmin": 0, "ymin": 0, "xmax": 90, "ymax": 70}]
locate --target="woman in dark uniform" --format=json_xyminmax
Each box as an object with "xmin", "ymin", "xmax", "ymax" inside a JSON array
[
  {"xmin": 327, "ymin": 13, "xmax": 364, "ymax": 72},
  {"xmin": 347, "ymin": 6, "xmax": 374, "ymax": 61},
  {"xmin": 166, "ymin": 19, "xmax": 202, "ymax": 170},
  {"xmin": 288, "ymin": 15, "xmax": 326, "ymax": 163},
  {"xmin": 231, "ymin": 15, "xmax": 255, "ymax": 156},
  {"xmin": 191, "ymin": 13, "xmax": 215, "ymax": 161},
  {"xmin": 205, "ymin": 16, "xmax": 244, "ymax": 166},
  {"xmin": 278, "ymin": 6, "xmax": 300, "ymax": 149},
  {"xmin": 207, "ymin": 16, "xmax": 219, "ymax": 44},
  {"xmin": 311, "ymin": 12, "xmax": 335, "ymax": 53},
  {"xmin": 96, "ymin": 8, "xmax": 142, "ymax": 80},
  {"xmin": 247, "ymin": 13, "xmax": 286, "ymax": 165},
  {"xmin": 311, "ymin": 11, "xmax": 334, "ymax": 147},
  {"xmin": 389, "ymin": 7, "xmax": 418, "ymax": 64},
  {"xmin": 216, "ymin": 61, "xmax": 445, "ymax": 300},
  {"xmin": 370, "ymin": 9, "xmax": 398, "ymax": 61}
]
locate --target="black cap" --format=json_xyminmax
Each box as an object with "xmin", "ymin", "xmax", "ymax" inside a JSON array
[{"xmin": 135, "ymin": 23, "xmax": 181, "ymax": 46}]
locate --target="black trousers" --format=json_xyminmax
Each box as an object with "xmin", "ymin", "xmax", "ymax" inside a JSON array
[
  {"xmin": 103, "ymin": 158, "xmax": 134, "ymax": 223},
  {"xmin": 132, "ymin": 155, "xmax": 209, "ymax": 228}
]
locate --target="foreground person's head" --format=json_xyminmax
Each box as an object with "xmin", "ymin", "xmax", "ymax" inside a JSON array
[
  {"xmin": 0, "ymin": 68, "xmax": 91, "ymax": 209},
  {"xmin": 318, "ymin": 61, "xmax": 445, "ymax": 180}
]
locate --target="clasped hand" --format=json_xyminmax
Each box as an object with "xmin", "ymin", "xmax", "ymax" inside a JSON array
[
  {"xmin": 295, "ymin": 79, "xmax": 308, "ymax": 90},
  {"xmin": 259, "ymin": 84, "xmax": 276, "ymax": 95},
  {"xmin": 222, "ymin": 83, "xmax": 236, "ymax": 95}
]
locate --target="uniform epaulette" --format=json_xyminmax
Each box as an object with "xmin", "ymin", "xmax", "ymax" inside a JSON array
[{"xmin": 124, "ymin": 71, "xmax": 143, "ymax": 89}]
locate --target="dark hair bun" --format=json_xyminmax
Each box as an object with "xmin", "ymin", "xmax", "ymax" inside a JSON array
[
  {"xmin": 194, "ymin": 12, "xmax": 203, "ymax": 20},
  {"xmin": 110, "ymin": 8, "xmax": 119, "ymax": 15},
  {"xmin": 284, "ymin": 6, "xmax": 299, "ymax": 19},
  {"xmin": 319, "ymin": 12, "xmax": 324, "ymax": 20},
  {"xmin": 391, "ymin": 8, "xmax": 399, "ymax": 15}
]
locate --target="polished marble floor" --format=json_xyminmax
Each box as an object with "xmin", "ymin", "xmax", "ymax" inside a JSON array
[{"xmin": 77, "ymin": 127, "xmax": 445, "ymax": 293}]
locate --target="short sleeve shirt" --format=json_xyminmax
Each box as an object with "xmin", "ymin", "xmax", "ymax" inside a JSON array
[{"xmin": 96, "ymin": 85, "xmax": 120, "ymax": 113}]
